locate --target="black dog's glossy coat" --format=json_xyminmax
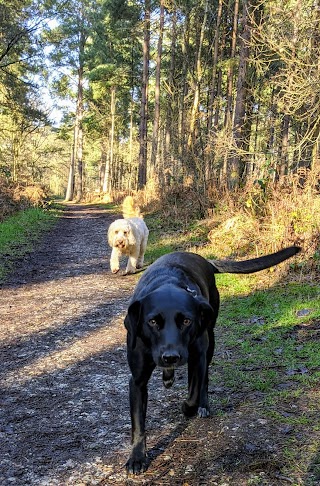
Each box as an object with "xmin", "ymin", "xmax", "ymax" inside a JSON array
[{"xmin": 124, "ymin": 247, "xmax": 300, "ymax": 474}]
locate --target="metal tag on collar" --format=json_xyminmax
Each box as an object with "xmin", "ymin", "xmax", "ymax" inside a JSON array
[{"xmin": 186, "ymin": 286, "xmax": 197, "ymax": 297}]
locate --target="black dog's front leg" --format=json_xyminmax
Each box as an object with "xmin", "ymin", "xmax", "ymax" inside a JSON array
[
  {"xmin": 126, "ymin": 348, "xmax": 156, "ymax": 476},
  {"xmin": 182, "ymin": 337, "xmax": 210, "ymax": 418},
  {"xmin": 126, "ymin": 376, "xmax": 149, "ymax": 474}
]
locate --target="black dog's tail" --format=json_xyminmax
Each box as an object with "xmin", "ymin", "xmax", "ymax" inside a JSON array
[{"xmin": 208, "ymin": 246, "xmax": 301, "ymax": 274}]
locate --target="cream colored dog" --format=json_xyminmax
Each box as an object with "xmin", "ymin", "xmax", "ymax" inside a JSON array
[{"xmin": 107, "ymin": 196, "xmax": 149, "ymax": 274}]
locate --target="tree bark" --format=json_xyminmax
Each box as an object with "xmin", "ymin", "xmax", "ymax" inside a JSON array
[
  {"xmin": 107, "ymin": 85, "xmax": 116, "ymax": 190},
  {"xmin": 178, "ymin": 10, "xmax": 190, "ymax": 172},
  {"xmin": 65, "ymin": 140, "xmax": 75, "ymax": 201},
  {"xmin": 138, "ymin": 0, "xmax": 150, "ymax": 189},
  {"xmin": 74, "ymin": 24, "xmax": 85, "ymax": 202},
  {"xmin": 207, "ymin": 0, "xmax": 223, "ymax": 134},
  {"xmin": 99, "ymin": 136, "xmax": 107, "ymax": 193},
  {"xmin": 224, "ymin": 0, "xmax": 239, "ymax": 129},
  {"xmin": 150, "ymin": 0, "xmax": 164, "ymax": 176},
  {"xmin": 228, "ymin": 0, "xmax": 250, "ymax": 190},
  {"xmin": 164, "ymin": 8, "xmax": 177, "ymax": 175},
  {"xmin": 187, "ymin": 0, "xmax": 209, "ymax": 149},
  {"xmin": 279, "ymin": 114, "xmax": 290, "ymax": 178}
]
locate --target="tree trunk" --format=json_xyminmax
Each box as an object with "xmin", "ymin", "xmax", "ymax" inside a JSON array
[
  {"xmin": 74, "ymin": 96, "xmax": 83, "ymax": 201},
  {"xmin": 224, "ymin": 0, "xmax": 239, "ymax": 129},
  {"xmin": 164, "ymin": 8, "xmax": 177, "ymax": 175},
  {"xmin": 138, "ymin": 0, "xmax": 150, "ymax": 189},
  {"xmin": 187, "ymin": 0, "xmax": 209, "ymax": 149},
  {"xmin": 65, "ymin": 140, "xmax": 75, "ymax": 201},
  {"xmin": 278, "ymin": 114, "xmax": 290, "ymax": 178},
  {"xmin": 150, "ymin": 0, "xmax": 164, "ymax": 177},
  {"xmin": 178, "ymin": 10, "xmax": 190, "ymax": 173},
  {"xmin": 266, "ymin": 87, "xmax": 276, "ymax": 175},
  {"xmin": 227, "ymin": 0, "xmax": 250, "ymax": 190},
  {"xmin": 128, "ymin": 99, "xmax": 134, "ymax": 191},
  {"xmin": 207, "ymin": 0, "xmax": 223, "ymax": 134},
  {"xmin": 108, "ymin": 85, "xmax": 116, "ymax": 188},
  {"xmin": 214, "ymin": 69, "xmax": 222, "ymax": 129},
  {"xmin": 74, "ymin": 27, "xmax": 85, "ymax": 202},
  {"xmin": 100, "ymin": 135, "xmax": 108, "ymax": 193}
]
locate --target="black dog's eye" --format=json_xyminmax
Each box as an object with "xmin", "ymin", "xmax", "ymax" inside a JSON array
[
  {"xmin": 148, "ymin": 319, "xmax": 158, "ymax": 328},
  {"xmin": 183, "ymin": 318, "xmax": 192, "ymax": 327}
]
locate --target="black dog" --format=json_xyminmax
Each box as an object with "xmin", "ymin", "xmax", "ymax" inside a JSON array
[{"xmin": 124, "ymin": 247, "xmax": 300, "ymax": 474}]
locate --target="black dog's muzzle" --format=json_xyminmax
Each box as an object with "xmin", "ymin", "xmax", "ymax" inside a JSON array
[
  {"xmin": 161, "ymin": 349, "xmax": 181, "ymax": 366},
  {"xmin": 157, "ymin": 345, "xmax": 187, "ymax": 368}
]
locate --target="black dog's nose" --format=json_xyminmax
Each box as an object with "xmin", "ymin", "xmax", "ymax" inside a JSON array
[{"xmin": 161, "ymin": 350, "xmax": 181, "ymax": 365}]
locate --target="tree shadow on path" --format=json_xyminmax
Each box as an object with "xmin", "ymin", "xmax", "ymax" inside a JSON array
[{"xmin": 0, "ymin": 204, "xmax": 191, "ymax": 485}]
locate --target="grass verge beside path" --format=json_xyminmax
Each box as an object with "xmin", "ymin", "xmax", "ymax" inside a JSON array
[
  {"xmin": 0, "ymin": 207, "xmax": 58, "ymax": 283},
  {"xmin": 0, "ymin": 200, "xmax": 119, "ymax": 284},
  {"xmin": 212, "ymin": 274, "xmax": 320, "ymax": 483},
  {"xmin": 144, "ymin": 210, "xmax": 320, "ymax": 484}
]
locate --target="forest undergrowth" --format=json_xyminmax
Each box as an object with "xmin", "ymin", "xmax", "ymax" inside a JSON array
[{"xmin": 134, "ymin": 170, "xmax": 320, "ymax": 284}]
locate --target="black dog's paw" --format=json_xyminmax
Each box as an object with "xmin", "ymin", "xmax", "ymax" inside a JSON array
[
  {"xmin": 126, "ymin": 455, "xmax": 148, "ymax": 475},
  {"xmin": 182, "ymin": 401, "xmax": 210, "ymax": 418},
  {"xmin": 163, "ymin": 368, "xmax": 175, "ymax": 388},
  {"xmin": 182, "ymin": 401, "xmax": 198, "ymax": 417},
  {"xmin": 197, "ymin": 406, "xmax": 210, "ymax": 418}
]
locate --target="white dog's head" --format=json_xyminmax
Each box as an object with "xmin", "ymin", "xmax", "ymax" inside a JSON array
[{"xmin": 108, "ymin": 219, "xmax": 136, "ymax": 251}]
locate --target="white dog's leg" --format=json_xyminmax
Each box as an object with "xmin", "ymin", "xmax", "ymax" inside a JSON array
[
  {"xmin": 126, "ymin": 249, "xmax": 140, "ymax": 274},
  {"xmin": 137, "ymin": 236, "xmax": 148, "ymax": 269},
  {"xmin": 110, "ymin": 248, "xmax": 121, "ymax": 273}
]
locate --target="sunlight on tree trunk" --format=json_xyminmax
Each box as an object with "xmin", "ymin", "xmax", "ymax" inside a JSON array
[
  {"xmin": 224, "ymin": 0, "xmax": 239, "ymax": 130},
  {"xmin": 65, "ymin": 142, "xmax": 75, "ymax": 202},
  {"xmin": 150, "ymin": 0, "xmax": 164, "ymax": 179},
  {"xmin": 187, "ymin": 0, "xmax": 209, "ymax": 150},
  {"xmin": 138, "ymin": 0, "xmax": 150, "ymax": 190},
  {"xmin": 228, "ymin": 0, "xmax": 250, "ymax": 190}
]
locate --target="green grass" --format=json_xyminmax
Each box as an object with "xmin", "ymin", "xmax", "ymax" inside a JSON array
[
  {"xmin": 206, "ymin": 273, "xmax": 319, "ymax": 481},
  {"xmin": 145, "ymin": 213, "xmax": 320, "ymax": 433},
  {"xmin": 0, "ymin": 207, "xmax": 58, "ymax": 282},
  {"xmin": 212, "ymin": 275, "xmax": 320, "ymax": 395},
  {"xmin": 143, "ymin": 213, "xmax": 212, "ymax": 263},
  {"xmin": 143, "ymin": 214, "xmax": 184, "ymax": 262}
]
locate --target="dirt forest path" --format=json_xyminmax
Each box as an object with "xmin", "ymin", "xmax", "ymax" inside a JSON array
[
  {"xmin": 2, "ymin": 205, "xmax": 317, "ymax": 486},
  {"xmin": 0, "ymin": 205, "xmax": 191, "ymax": 485}
]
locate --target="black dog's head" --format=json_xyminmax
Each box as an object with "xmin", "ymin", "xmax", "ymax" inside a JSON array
[{"xmin": 125, "ymin": 284, "xmax": 215, "ymax": 368}]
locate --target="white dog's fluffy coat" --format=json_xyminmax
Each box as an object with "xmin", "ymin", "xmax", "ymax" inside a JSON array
[{"xmin": 107, "ymin": 196, "xmax": 149, "ymax": 274}]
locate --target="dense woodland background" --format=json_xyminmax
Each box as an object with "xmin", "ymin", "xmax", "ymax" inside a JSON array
[
  {"xmin": 1, "ymin": 0, "xmax": 319, "ymax": 196},
  {"xmin": 0, "ymin": 0, "xmax": 320, "ymax": 264},
  {"xmin": 0, "ymin": 5, "xmax": 319, "ymax": 484}
]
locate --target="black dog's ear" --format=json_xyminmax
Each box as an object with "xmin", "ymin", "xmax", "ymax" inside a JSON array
[
  {"xmin": 196, "ymin": 297, "xmax": 215, "ymax": 335},
  {"xmin": 124, "ymin": 300, "xmax": 141, "ymax": 349}
]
